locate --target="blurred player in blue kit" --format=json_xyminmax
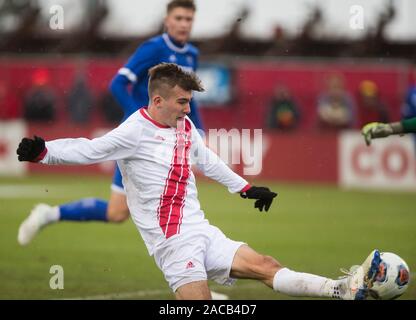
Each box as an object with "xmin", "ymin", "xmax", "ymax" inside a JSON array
[{"xmin": 18, "ymin": 0, "xmax": 204, "ymax": 245}]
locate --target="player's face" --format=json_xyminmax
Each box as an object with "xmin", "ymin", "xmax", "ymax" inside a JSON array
[
  {"xmin": 165, "ymin": 7, "xmax": 195, "ymax": 44},
  {"xmin": 160, "ymin": 85, "xmax": 192, "ymax": 128}
]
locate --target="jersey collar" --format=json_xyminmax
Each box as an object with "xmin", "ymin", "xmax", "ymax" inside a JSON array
[
  {"xmin": 140, "ymin": 108, "xmax": 170, "ymax": 128},
  {"xmin": 162, "ymin": 33, "xmax": 189, "ymax": 53}
]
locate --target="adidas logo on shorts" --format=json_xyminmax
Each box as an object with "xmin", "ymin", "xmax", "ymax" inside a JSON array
[{"xmin": 186, "ymin": 261, "xmax": 195, "ymax": 269}]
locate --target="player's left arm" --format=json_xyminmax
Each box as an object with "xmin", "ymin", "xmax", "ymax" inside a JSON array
[{"xmin": 189, "ymin": 120, "xmax": 277, "ymax": 212}]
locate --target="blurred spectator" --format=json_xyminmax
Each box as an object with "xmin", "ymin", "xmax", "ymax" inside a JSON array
[
  {"xmin": 0, "ymin": 80, "xmax": 21, "ymax": 120},
  {"xmin": 316, "ymin": 74, "xmax": 355, "ymax": 130},
  {"xmin": 266, "ymin": 85, "xmax": 300, "ymax": 130},
  {"xmin": 266, "ymin": 25, "xmax": 289, "ymax": 56},
  {"xmin": 23, "ymin": 69, "xmax": 56, "ymax": 122},
  {"xmin": 98, "ymin": 91, "xmax": 123, "ymax": 124},
  {"xmin": 67, "ymin": 74, "xmax": 93, "ymax": 123},
  {"xmin": 357, "ymin": 80, "xmax": 389, "ymax": 127}
]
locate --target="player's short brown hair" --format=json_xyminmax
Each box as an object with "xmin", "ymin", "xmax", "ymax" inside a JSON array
[
  {"xmin": 148, "ymin": 63, "xmax": 204, "ymax": 98},
  {"xmin": 167, "ymin": 0, "xmax": 196, "ymax": 13}
]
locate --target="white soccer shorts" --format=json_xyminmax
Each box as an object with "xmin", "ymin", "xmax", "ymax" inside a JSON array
[{"xmin": 153, "ymin": 223, "xmax": 246, "ymax": 292}]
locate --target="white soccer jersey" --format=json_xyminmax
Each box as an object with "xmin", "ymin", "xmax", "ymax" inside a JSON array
[{"xmin": 40, "ymin": 108, "xmax": 249, "ymax": 255}]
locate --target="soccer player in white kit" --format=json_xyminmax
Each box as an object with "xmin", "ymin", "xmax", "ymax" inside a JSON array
[{"xmin": 17, "ymin": 63, "xmax": 381, "ymax": 300}]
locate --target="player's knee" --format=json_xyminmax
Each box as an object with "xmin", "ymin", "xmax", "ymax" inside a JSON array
[
  {"xmin": 107, "ymin": 193, "xmax": 130, "ymax": 223},
  {"xmin": 251, "ymin": 255, "xmax": 282, "ymax": 277},
  {"xmin": 175, "ymin": 280, "xmax": 211, "ymax": 300},
  {"xmin": 107, "ymin": 208, "xmax": 129, "ymax": 223},
  {"xmin": 263, "ymin": 255, "xmax": 282, "ymax": 272}
]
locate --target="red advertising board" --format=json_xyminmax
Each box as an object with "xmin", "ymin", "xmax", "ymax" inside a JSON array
[{"xmin": 2, "ymin": 122, "xmax": 415, "ymax": 192}]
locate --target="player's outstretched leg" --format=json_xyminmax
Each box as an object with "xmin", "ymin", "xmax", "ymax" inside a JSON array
[
  {"xmin": 230, "ymin": 245, "xmax": 381, "ymax": 300},
  {"xmin": 17, "ymin": 198, "xmax": 108, "ymax": 246}
]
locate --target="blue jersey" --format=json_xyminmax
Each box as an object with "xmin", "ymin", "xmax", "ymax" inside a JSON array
[
  {"xmin": 110, "ymin": 33, "xmax": 203, "ymax": 129},
  {"xmin": 402, "ymin": 85, "xmax": 416, "ymax": 120},
  {"xmin": 402, "ymin": 85, "xmax": 416, "ymax": 153}
]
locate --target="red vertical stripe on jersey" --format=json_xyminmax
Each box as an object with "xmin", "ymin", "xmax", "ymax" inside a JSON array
[
  {"xmin": 174, "ymin": 120, "xmax": 192, "ymax": 237},
  {"xmin": 157, "ymin": 119, "xmax": 192, "ymax": 239}
]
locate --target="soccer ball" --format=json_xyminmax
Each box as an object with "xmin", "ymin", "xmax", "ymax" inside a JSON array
[{"xmin": 369, "ymin": 252, "xmax": 410, "ymax": 300}]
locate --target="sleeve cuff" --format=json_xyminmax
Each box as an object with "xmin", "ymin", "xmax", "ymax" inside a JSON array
[
  {"xmin": 33, "ymin": 147, "xmax": 48, "ymax": 162},
  {"xmin": 240, "ymin": 184, "xmax": 251, "ymax": 193},
  {"xmin": 118, "ymin": 67, "xmax": 137, "ymax": 83}
]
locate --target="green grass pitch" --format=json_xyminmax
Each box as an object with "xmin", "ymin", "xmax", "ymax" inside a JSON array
[{"xmin": 0, "ymin": 174, "xmax": 414, "ymax": 299}]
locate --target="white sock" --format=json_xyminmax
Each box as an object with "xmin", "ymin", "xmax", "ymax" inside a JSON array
[
  {"xmin": 43, "ymin": 206, "xmax": 60, "ymax": 224},
  {"xmin": 273, "ymin": 267, "xmax": 341, "ymax": 298}
]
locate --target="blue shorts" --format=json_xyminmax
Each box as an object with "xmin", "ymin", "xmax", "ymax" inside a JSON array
[{"xmin": 111, "ymin": 164, "xmax": 125, "ymax": 194}]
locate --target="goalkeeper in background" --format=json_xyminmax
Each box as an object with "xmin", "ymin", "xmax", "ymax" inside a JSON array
[{"xmin": 361, "ymin": 117, "xmax": 416, "ymax": 146}]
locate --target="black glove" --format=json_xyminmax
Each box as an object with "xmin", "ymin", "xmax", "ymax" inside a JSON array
[
  {"xmin": 16, "ymin": 135, "xmax": 46, "ymax": 162},
  {"xmin": 240, "ymin": 186, "xmax": 277, "ymax": 212}
]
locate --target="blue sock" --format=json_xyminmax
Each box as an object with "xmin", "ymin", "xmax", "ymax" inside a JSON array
[{"xmin": 59, "ymin": 198, "xmax": 108, "ymax": 222}]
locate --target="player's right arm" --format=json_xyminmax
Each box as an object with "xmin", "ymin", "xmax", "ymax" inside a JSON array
[
  {"xmin": 109, "ymin": 41, "xmax": 161, "ymax": 116},
  {"xmin": 17, "ymin": 116, "xmax": 142, "ymax": 165},
  {"xmin": 361, "ymin": 116, "xmax": 416, "ymax": 146},
  {"xmin": 189, "ymin": 120, "xmax": 277, "ymax": 212}
]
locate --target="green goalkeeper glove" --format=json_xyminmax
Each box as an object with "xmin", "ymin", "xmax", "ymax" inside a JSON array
[{"xmin": 361, "ymin": 122, "xmax": 393, "ymax": 146}]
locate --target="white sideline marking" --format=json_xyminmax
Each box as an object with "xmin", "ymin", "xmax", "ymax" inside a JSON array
[
  {"xmin": 64, "ymin": 288, "xmax": 171, "ymax": 300},
  {"xmin": 210, "ymin": 291, "xmax": 229, "ymax": 300},
  {"xmin": 62, "ymin": 284, "xmax": 261, "ymax": 300},
  {"xmin": 0, "ymin": 185, "xmax": 95, "ymax": 198},
  {"xmin": 0, "ymin": 185, "xmax": 53, "ymax": 198},
  {"xmin": 64, "ymin": 289, "xmax": 230, "ymax": 300}
]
